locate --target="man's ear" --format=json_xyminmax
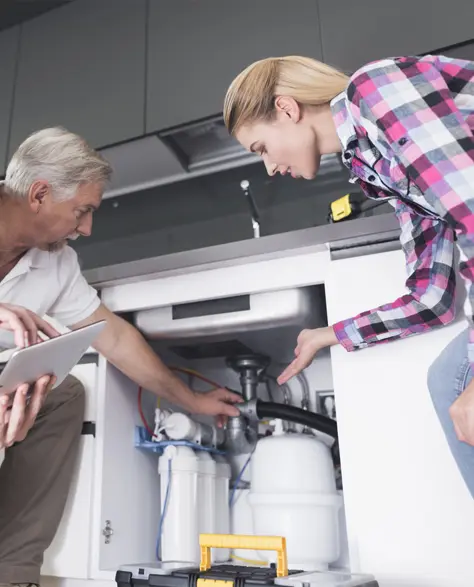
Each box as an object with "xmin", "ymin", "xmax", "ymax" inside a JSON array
[{"xmin": 28, "ymin": 181, "xmax": 51, "ymax": 213}]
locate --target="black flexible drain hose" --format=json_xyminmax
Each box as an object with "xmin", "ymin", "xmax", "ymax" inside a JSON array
[{"xmin": 256, "ymin": 400, "xmax": 338, "ymax": 440}]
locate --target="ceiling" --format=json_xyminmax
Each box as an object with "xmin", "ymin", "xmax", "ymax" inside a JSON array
[{"xmin": 0, "ymin": 0, "xmax": 73, "ymax": 33}]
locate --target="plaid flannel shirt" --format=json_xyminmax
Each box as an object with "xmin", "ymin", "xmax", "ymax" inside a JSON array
[{"xmin": 330, "ymin": 54, "xmax": 474, "ymax": 364}]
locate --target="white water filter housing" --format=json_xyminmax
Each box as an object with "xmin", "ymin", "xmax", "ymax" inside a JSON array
[
  {"xmin": 248, "ymin": 419, "xmax": 342, "ymax": 570},
  {"xmin": 158, "ymin": 445, "xmax": 200, "ymax": 564},
  {"xmin": 213, "ymin": 454, "xmax": 231, "ymax": 562},
  {"xmin": 197, "ymin": 451, "xmax": 217, "ymax": 560},
  {"xmin": 163, "ymin": 412, "xmax": 200, "ymax": 442},
  {"xmin": 162, "ymin": 412, "xmax": 222, "ymax": 447}
]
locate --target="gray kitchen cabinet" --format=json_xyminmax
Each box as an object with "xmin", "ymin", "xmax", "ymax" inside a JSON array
[
  {"xmin": 0, "ymin": 26, "xmax": 19, "ymax": 175},
  {"xmin": 318, "ymin": 0, "xmax": 474, "ymax": 74},
  {"xmin": 146, "ymin": 0, "xmax": 322, "ymax": 132},
  {"xmin": 441, "ymin": 41, "xmax": 474, "ymax": 62},
  {"xmin": 9, "ymin": 0, "xmax": 147, "ymax": 154}
]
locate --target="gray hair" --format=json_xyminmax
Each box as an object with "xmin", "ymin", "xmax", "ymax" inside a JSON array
[{"xmin": 4, "ymin": 127, "xmax": 113, "ymax": 200}]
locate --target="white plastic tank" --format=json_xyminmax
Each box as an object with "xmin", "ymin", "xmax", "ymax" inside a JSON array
[
  {"xmin": 248, "ymin": 419, "xmax": 342, "ymax": 570},
  {"xmin": 230, "ymin": 488, "xmax": 262, "ymax": 562},
  {"xmin": 158, "ymin": 445, "xmax": 199, "ymax": 564},
  {"xmin": 213, "ymin": 454, "xmax": 231, "ymax": 562},
  {"xmin": 197, "ymin": 451, "xmax": 217, "ymax": 560}
]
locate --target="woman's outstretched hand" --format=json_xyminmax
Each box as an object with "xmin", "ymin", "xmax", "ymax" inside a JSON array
[{"xmin": 277, "ymin": 326, "xmax": 338, "ymax": 385}]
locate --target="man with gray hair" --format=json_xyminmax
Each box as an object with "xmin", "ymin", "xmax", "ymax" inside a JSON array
[{"xmin": 0, "ymin": 127, "xmax": 241, "ymax": 587}]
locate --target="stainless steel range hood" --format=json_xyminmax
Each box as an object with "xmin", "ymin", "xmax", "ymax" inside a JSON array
[
  {"xmin": 100, "ymin": 115, "xmax": 260, "ymax": 199},
  {"xmin": 160, "ymin": 115, "xmax": 258, "ymax": 172}
]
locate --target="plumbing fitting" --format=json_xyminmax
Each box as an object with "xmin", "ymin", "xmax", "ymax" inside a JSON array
[
  {"xmin": 237, "ymin": 399, "xmax": 338, "ymax": 440},
  {"xmin": 226, "ymin": 354, "xmax": 270, "ymax": 402},
  {"xmin": 236, "ymin": 397, "xmax": 259, "ymax": 422},
  {"xmin": 224, "ymin": 415, "xmax": 257, "ymax": 455}
]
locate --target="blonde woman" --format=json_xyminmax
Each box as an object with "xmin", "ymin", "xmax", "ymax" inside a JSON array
[{"xmin": 224, "ymin": 54, "xmax": 474, "ymax": 495}]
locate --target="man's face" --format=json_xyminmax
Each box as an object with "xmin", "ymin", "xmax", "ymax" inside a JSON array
[{"xmin": 28, "ymin": 181, "xmax": 103, "ymax": 251}]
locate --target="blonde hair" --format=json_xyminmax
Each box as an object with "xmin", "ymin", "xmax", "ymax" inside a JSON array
[
  {"xmin": 5, "ymin": 126, "xmax": 113, "ymax": 201},
  {"xmin": 224, "ymin": 56, "xmax": 349, "ymax": 135}
]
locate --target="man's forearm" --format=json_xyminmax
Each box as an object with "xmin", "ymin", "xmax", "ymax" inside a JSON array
[{"xmin": 84, "ymin": 307, "xmax": 199, "ymax": 411}]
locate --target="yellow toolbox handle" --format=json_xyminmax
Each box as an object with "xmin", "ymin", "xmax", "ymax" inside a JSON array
[{"xmin": 199, "ymin": 534, "xmax": 288, "ymax": 577}]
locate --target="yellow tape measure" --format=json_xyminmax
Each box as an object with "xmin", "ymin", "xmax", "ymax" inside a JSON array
[{"xmin": 330, "ymin": 194, "xmax": 352, "ymax": 222}]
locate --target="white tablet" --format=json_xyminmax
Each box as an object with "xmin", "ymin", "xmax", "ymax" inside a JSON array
[{"xmin": 0, "ymin": 320, "xmax": 106, "ymax": 395}]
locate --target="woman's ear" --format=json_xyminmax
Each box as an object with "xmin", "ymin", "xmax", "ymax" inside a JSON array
[{"xmin": 274, "ymin": 95, "xmax": 302, "ymax": 122}]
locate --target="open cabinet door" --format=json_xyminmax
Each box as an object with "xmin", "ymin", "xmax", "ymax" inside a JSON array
[
  {"xmin": 90, "ymin": 357, "xmax": 160, "ymax": 580},
  {"xmin": 42, "ymin": 436, "xmax": 95, "ymax": 579},
  {"xmin": 42, "ymin": 359, "xmax": 98, "ymax": 579},
  {"xmin": 325, "ymin": 249, "xmax": 474, "ymax": 587}
]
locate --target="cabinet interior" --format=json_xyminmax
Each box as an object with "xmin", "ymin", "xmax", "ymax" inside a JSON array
[{"xmin": 94, "ymin": 283, "xmax": 347, "ymax": 574}]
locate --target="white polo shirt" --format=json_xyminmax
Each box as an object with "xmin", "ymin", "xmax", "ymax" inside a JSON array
[{"xmin": 0, "ymin": 245, "xmax": 100, "ymax": 352}]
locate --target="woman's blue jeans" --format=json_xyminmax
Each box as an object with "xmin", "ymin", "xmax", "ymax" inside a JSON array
[{"xmin": 428, "ymin": 327, "xmax": 474, "ymax": 497}]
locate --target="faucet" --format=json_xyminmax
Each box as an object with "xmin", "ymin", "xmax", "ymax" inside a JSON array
[{"xmin": 240, "ymin": 179, "xmax": 260, "ymax": 238}]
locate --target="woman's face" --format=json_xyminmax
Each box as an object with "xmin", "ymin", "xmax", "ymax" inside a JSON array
[{"xmin": 235, "ymin": 96, "xmax": 321, "ymax": 180}]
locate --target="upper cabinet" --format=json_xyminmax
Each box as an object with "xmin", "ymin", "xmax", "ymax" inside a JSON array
[
  {"xmin": 441, "ymin": 41, "xmax": 474, "ymax": 62},
  {"xmin": 9, "ymin": 0, "xmax": 147, "ymax": 154},
  {"xmin": 0, "ymin": 26, "xmax": 19, "ymax": 175},
  {"xmin": 145, "ymin": 0, "xmax": 323, "ymax": 132},
  {"xmin": 318, "ymin": 0, "xmax": 474, "ymax": 74},
  {"xmin": 2, "ymin": 0, "xmax": 474, "ymax": 176}
]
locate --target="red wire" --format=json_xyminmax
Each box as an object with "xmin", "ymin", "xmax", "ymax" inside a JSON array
[
  {"xmin": 137, "ymin": 386, "xmax": 157, "ymax": 438},
  {"xmin": 169, "ymin": 366, "xmax": 222, "ymax": 388}
]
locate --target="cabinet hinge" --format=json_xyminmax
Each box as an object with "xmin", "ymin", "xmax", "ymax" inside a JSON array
[{"xmin": 81, "ymin": 421, "xmax": 96, "ymax": 437}]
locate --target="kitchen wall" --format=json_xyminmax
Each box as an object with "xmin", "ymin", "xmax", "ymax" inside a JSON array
[{"xmin": 71, "ymin": 158, "xmax": 387, "ymax": 269}]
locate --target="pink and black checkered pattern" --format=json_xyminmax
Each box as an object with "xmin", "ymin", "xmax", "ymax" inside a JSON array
[{"xmin": 330, "ymin": 54, "xmax": 474, "ymax": 362}]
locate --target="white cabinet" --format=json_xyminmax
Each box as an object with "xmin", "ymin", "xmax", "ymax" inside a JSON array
[
  {"xmin": 90, "ymin": 358, "xmax": 160, "ymax": 579},
  {"xmin": 37, "ymin": 246, "xmax": 474, "ymax": 586},
  {"xmin": 42, "ymin": 356, "xmax": 160, "ymax": 581},
  {"xmin": 41, "ymin": 359, "xmax": 98, "ymax": 579},
  {"xmin": 41, "ymin": 436, "xmax": 95, "ymax": 579},
  {"xmin": 325, "ymin": 250, "xmax": 474, "ymax": 587},
  {"xmin": 71, "ymin": 359, "xmax": 99, "ymax": 422}
]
